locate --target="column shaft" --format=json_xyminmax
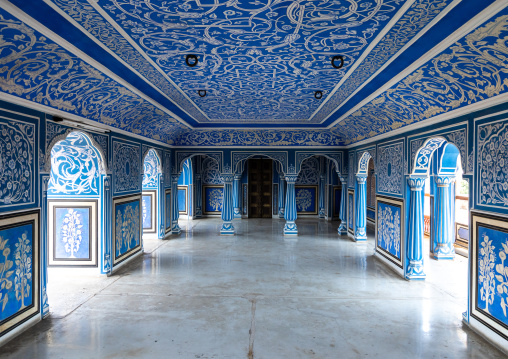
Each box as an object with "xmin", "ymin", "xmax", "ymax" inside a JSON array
[
  {"xmin": 233, "ymin": 174, "xmax": 242, "ymax": 219},
  {"xmin": 220, "ymin": 174, "xmax": 235, "ymax": 235},
  {"xmin": 283, "ymin": 175, "xmax": 298, "ymax": 235},
  {"xmin": 318, "ymin": 175, "xmax": 325, "ymax": 218},
  {"xmin": 195, "ymin": 174, "xmax": 203, "ymax": 218},
  {"xmin": 354, "ymin": 175, "xmax": 367, "ymax": 241},
  {"xmin": 406, "ymin": 176, "xmax": 426, "ymax": 280},
  {"xmin": 337, "ymin": 176, "xmax": 348, "ymax": 235},
  {"xmin": 434, "ymin": 176, "xmax": 455, "ymax": 260},
  {"xmin": 278, "ymin": 176, "xmax": 285, "ymax": 218},
  {"xmin": 171, "ymin": 174, "xmax": 181, "ymax": 234}
]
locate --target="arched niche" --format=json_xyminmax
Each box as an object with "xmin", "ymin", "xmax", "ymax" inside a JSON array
[
  {"xmin": 176, "ymin": 152, "xmax": 222, "ymax": 174},
  {"xmin": 142, "ymin": 149, "xmax": 163, "ymax": 237},
  {"xmin": 233, "ymin": 153, "xmax": 286, "ymax": 175}
]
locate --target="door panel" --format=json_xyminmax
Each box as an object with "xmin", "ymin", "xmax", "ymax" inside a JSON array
[{"xmin": 248, "ymin": 159, "xmax": 273, "ymax": 218}]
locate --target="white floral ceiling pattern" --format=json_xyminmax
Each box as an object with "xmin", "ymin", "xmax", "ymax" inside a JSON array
[{"xmin": 0, "ymin": 0, "xmax": 506, "ymax": 146}]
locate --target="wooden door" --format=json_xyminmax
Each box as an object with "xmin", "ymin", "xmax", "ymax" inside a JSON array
[{"xmin": 248, "ymin": 159, "xmax": 273, "ymax": 218}]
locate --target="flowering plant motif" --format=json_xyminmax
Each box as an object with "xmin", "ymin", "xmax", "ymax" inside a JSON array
[
  {"xmin": 14, "ymin": 232, "xmax": 31, "ymax": 310},
  {"xmin": 0, "ymin": 236, "xmax": 14, "ymax": 313},
  {"xmin": 122, "ymin": 204, "xmax": 140, "ymax": 251},
  {"xmin": 61, "ymin": 209, "xmax": 83, "ymax": 258},
  {"xmin": 377, "ymin": 205, "xmax": 400, "ymax": 257},
  {"xmin": 495, "ymin": 240, "xmax": 508, "ymax": 316},
  {"xmin": 296, "ymin": 189, "xmax": 313, "ymax": 212},
  {"xmin": 208, "ymin": 189, "xmax": 223, "ymax": 211},
  {"xmin": 142, "ymin": 149, "xmax": 160, "ymax": 189},
  {"xmin": 115, "ymin": 209, "xmax": 123, "ymax": 256},
  {"xmin": 479, "ymin": 234, "xmax": 496, "ymax": 313}
]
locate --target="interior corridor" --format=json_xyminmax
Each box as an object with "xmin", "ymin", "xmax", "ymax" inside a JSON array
[{"xmin": 0, "ymin": 218, "xmax": 504, "ymax": 358}]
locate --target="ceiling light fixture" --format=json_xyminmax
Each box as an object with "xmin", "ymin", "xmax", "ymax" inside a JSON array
[
  {"xmin": 314, "ymin": 91, "xmax": 323, "ymax": 99},
  {"xmin": 198, "ymin": 90, "xmax": 207, "ymax": 97},
  {"xmin": 50, "ymin": 115, "xmax": 110, "ymax": 133},
  {"xmin": 186, "ymin": 54, "xmax": 199, "ymax": 67},
  {"xmin": 331, "ymin": 55, "xmax": 344, "ymax": 69}
]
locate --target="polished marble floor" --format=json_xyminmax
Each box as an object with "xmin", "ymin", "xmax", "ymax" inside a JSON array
[{"xmin": 1, "ymin": 218, "xmax": 505, "ymax": 358}]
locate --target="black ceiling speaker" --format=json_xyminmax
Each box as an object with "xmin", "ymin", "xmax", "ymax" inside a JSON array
[
  {"xmin": 331, "ymin": 55, "xmax": 344, "ymax": 69},
  {"xmin": 53, "ymin": 116, "xmax": 64, "ymax": 122},
  {"xmin": 186, "ymin": 54, "xmax": 199, "ymax": 67},
  {"xmin": 314, "ymin": 91, "xmax": 323, "ymax": 99},
  {"xmin": 198, "ymin": 90, "xmax": 207, "ymax": 97}
]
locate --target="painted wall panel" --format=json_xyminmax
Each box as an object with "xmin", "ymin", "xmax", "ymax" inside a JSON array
[
  {"xmin": 295, "ymin": 186, "xmax": 318, "ymax": 215},
  {"xmin": 113, "ymin": 195, "xmax": 142, "ymax": 266},
  {"xmin": 203, "ymin": 186, "xmax": 223, "ymax": 214}
]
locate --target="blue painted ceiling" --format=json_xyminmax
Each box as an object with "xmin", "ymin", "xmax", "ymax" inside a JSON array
[{"xmin": 0, "ymin": 0, "xmax": 506, "ymax": 146}]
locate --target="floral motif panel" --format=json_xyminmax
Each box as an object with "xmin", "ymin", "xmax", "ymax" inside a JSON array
[
  {"xmin": 112, "ymin": 140, "xmax": 141, "ymax": 194},
  {"xmin": 0, "ymin": 210, "xmax": 39, "ymax": 337},
  {"xmin": 49, "ymin": 132, "xmax": 102, "ymax": 196},
  {"xmin": 202, "ymin": 157, "xmax": 223, "ymax": 185},
  {"xmin": 295, "ymin": 186, "xmax": 317, "ymax": 215},
  {"xmin": 297, "ymin": 157, "xmax": 319, "ymax": 185},
  {"xmin": 204, "ymin": 186, "xmax": 223, "ymax": 214},
  {"xmin": 376, "ymin": 199, "xmax": 402, "ymax": 267},
  {"xmin": 142, "ymin": 149, "xmax": 160, "ymax": 189},
  {"xmin": 377, "ymin": 141, "xmax": 404, "ymax": 196},
  {"xmin": 0, "ymin": 117, "xmax": 35, "ymax": 209},
  {"xmin": 113, "ymin": 195, "xmax": 141, "ymax": 266},
  {"xmin": 471, "ymin": 212, "xmax": 508, "ymax": 339},
  {"xmin": 477, "ymin": 120, "xmax": 508, "ymax": 209}
]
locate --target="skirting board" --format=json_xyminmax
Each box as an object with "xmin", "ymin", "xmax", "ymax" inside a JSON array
[
  {"xmin": 374, "ymin": 250, "xmax": 404, "ymax": 278},
  {"xmin": 467, "ymin": 316, "xmax": 508, "ymax": 356},
  {"xmin": 109, "ymin": 250, "xmax": 143, "ymax": 275},
  {"xmin": 0, "ymin": 314, "xmax": 40, "ymax": 347}
]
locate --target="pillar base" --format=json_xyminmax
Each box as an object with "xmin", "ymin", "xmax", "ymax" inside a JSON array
[
  {"xmin": 318, "ymin": 209, "xmax": 325, "ymax": 219},
  {"xmin": 278, "ymin": 209, "xmax": 284, "ymax": 219},
  {"xmin": 233, "ymin": 208, "xmax": 242, "ymax": 219},
  {"xmin": 283, "ymin": 222, "xmax": 298, "ymax": 235},
  {"xmin": 354, "ymin": 228, "xmax": 367, "ymax": 241},
  {"xmin": 195, "ymin": 208, "xmax": 202, "ymax": 218},
  {"xmin": 433, "ymin": 245, "xmax": 455, "ymax": 260},
  {"xmin": 220, "ymin": 222, "xmax": 235, "ymax": 235},
  {"xmin": 171, "ymin": 223, "xmax": 181, "ymax": 235},
  {"xmin": 405, "ymin": 260, "xmax": 426, "ymax": 280},
  {"xmin": 337, "ymin": 223, "xmax": 347, "ymax": 235}
]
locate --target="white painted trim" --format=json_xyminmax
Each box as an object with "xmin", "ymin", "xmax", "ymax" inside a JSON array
[
  {"xmin": 0, "ymin": 92, "xmax": 172, "ymax": 148},
  {"xmin": 320, "ymin": 0, "xmax": 462, "ymax": 124},
  {"xmin": 0, "ymin": 0, "xmax": 191, "ymax": 129},
  {"xmin": 327, "ymin": 0, "xmax": 507, "ymax": 129},
  {"xmin": 374, "ymin": 251, "xmax": 405, "ymax": 278},
  {"xmin": 475, "ymin": 108, "xmax": 508, "ymax": 121},
  {"xmin": 309, "ymin": 0, "xmax": 417, "ymax": 120},
  {"xmin": 345, "ymin": 93, "xmax": 508, "ymax": 149},
  {"xmin": 0, "ymin": 315, "xmax": 41, "ymax": 347},
  {"xmin": 468, "ymin": 315, "xmax": 508, "ymax": 355}
]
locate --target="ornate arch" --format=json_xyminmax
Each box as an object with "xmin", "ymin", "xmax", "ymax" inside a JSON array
[
  {"xmin": 232, "ymin": 151, "xmax": 288, "ymax": 174},
  {"xmin": 175, "ymin": 151, "xmax": 222, "ymax": 174},
  {"xmin": 295, "ymin": 152, "xmax": 343, "ymax": 175},
  {"xmin": 356, "ymin": 151, "xmax": 373, "ymax": 176},
  {"xmin": 45, "ymin": 130, "xmax": 107, "ymax": 175},
  {"xmin": 143, "ymin": 147, "xmax": 163, "ymax": 174},
  {"xmin": 411, "ymin": 137, "xmax": 461, "ymax": 176}
]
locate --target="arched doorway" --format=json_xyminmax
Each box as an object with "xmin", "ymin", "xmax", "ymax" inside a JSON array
[
  {"xmin": 142, "ymin": 149, "xmax": 162, "ymax": 240},
  {"xmin": 354, "ymin": 151, "xmax": 376, "ymax": 241},
  {"xmin": 406, "ymin": 137, "xmax": 462, "ymax": 280},
  {"xmin": 45, "ymin": 131, "xmax": 107, "ymax": 315}
]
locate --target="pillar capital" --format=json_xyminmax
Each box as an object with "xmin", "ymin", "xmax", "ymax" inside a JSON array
[
  {"xmin": 194, "ymin": 174, "xmax": 201, "ymax": 180},
  {"xmin": 408, "ymin": 176, "xmax": 425, "ymax": 190},
  {"xmin": 435, "ymin": 175, "xmax": 454, "ymax": 186},
  {"xmin": 356, "ymin": 174, "xmax": 367, "ymax": 184},
  {"xmin": 221, "ymin": 173, "xmax": 234, "ymax": 183},
  {"xmin": 171, "ymin": 174, "xmax": 180, "ymax": 182},
  {"xmin": 338, "ymin": 175, "xmax": 347, "ymax": 185},
  {"xmin": 284, "ymin": 174, "xmax": 298, "ymax": 183},
  {"xmin": 234, "ymin": 174, "xmax": 242, "ymax": 181}
]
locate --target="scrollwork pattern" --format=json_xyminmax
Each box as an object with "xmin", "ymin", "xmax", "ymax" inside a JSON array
[
  {"xmin": 113, "ymin": 140, "xmax": 141, "ymax": 193},
  {"xmin": 49, "ymin": 132, "xmax": 102, "ymax": 196},
  {"xmin": 477, "ymin": 121, "xmax": 508, "ymax": 208},
  {"xmin": 0, "ymin": 119, "xmax": 34, "ymax": 206},
  {"xmin": 297, "ymin": 157, "xmax": 319, "ymax": 185},
  {"xmin": 142, "ymin": 149, "xmax": 160, "ymax": 189},
  {"xmin": 202, "ymin": 157, "xmax": 222, "ymax": 185},
  {"xmin": 377, "ymin": 142, "xmax": 403, "ymax": 195}
]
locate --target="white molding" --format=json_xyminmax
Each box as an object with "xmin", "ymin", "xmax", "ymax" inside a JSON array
[
  {"xmin": 0, "ymin": 92, "xmax": 172, "ymax": 148},
  {"xmin": 320, "ymin": 0, "xmax": 462, "ymax": 125},
  {"xmin": 0, "ymin": 315, "xmax": 41, "ymax": 347},
  {"xmin": 310, "ymin": 0, "xmax": 417, "ymax": 120},
  {"xmin": 327, "ymin": 0, "xmax": 507, "ymax": 129},
  {"xmin": 0, "ymin": 0, "xmax": 192, "ymax": 129}
]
